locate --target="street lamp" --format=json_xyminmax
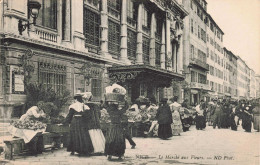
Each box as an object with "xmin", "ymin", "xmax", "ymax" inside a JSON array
[{"xmin": 18, "ymin": 1, "xmax": 41, "ymax": 35}]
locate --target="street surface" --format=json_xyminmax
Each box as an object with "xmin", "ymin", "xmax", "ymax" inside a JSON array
[{"xmin": 0, "ymin": 125, "xmax": 259, "ymax": 165}]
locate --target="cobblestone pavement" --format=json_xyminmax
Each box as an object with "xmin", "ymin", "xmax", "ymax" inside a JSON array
[{"xmin": 0, "ymin": 125, "xmax": 259, "ymax": 165}]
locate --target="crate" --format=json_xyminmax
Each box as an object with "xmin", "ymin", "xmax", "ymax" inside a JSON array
[{"xmin": 46, "ymin": 124, "xmax": 70, "ymax": 133}]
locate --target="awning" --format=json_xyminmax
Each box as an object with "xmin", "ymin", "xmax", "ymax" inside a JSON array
[{"xmin": 108, "ymin": 65, "xmax": 185, "ymax": 87}]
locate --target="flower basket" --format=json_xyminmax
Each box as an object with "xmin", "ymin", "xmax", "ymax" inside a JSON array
[
  {"xmin": 104, "ymin": 93, "xmax": 125, "ymax": 102},
  {"xmin": 133, "ymin": 122, "xmax": 151, "ymax": 137},
  {"xmin": 45, "ymin": 124, "xmax": 70, "ymax": 133}
]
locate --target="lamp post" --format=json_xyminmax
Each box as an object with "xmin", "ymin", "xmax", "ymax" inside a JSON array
[{"xmin": 18, "ymin": 1, "xmax": 41, "ymax": 35}]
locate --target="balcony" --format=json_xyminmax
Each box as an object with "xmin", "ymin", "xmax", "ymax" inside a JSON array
[
  {"xmin": 189, "ymin": 58, "xmax": 209, "ymax": 71},
  {"xmin": 190, "ymin": 82, "xmax": 211, "ymax": 91},
  {"xmin": 35, "ymin": 26, "xmax": 58, "ymax": 43}
]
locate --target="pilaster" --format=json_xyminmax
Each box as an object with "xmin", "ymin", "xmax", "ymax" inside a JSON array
[
  {"xmin": 160, "ymin": 22, "xmax": 166, "ymax": 69},
  {"xmin": 100, "ymin": 0, "xmax": 111, "ymax": 59},
  {"xmin": 149, "ymin": 13, "xmax": 156, "ymax": 66},
  {"xmin": 120, "ymin": 0, "xmax": 131, "ymax": 65},
  {"xmin": 136, "ymin": 3, "xmax": 143, "ymax": 64}
]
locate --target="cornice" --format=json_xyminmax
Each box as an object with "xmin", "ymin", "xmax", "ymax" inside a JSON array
[{"xmin": 0, "ymin": 32, "xmax": 125, "ymax": 66}]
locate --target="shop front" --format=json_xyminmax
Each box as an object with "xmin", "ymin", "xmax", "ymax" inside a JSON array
[{"xmin": 108, "ymin": 65, "xmax": 185, "ymax": 104}]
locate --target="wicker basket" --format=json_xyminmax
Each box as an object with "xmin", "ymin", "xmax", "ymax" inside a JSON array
[{"xmin": 104, "ymin": 93, "xmax": 125, "ymax": 102}]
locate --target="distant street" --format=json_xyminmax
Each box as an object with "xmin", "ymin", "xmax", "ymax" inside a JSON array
[{"xmin": 1, "ymin": 125, "xmax": 259, "ymax": 165}]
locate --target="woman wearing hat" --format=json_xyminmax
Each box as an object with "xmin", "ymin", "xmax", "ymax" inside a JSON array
[
  {"xmin": 63, "ymin": 93, "xmax": 94, "ymax": 156},
  {"xmin": 156, "ymin": 98, "xmax": 172, "ymax": 139},
  {"xmin": 82, "ymin": 92, "xmax": 105, "ymax": 154}
]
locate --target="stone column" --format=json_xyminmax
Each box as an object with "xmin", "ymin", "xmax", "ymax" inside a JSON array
[
  {"xmin": 100, "ymin": 0, "xmax": 111, "ymax": 59},
  {"xmin": 63, "ymin": 0, "xmax": 71, "ymax": 42},
  {"xmin": 120, "ymin": 0, "xmax": 131, "ymax": 64},
  {"xmin": 166, "ymin": 11, "xmax": 172, "ymax": 71},
  {"xmin": 178, "ymin": 35, "xmax": 184, "ymax": 74},
  {"xmin": 173, "ymin": 44, "xmax": 177, "ymax": 72},
  {"xmin": 160, "ymin": 22, "xmax": 166, "ymax": 69},
  {"xmin": 136, "ymin": 3, "xmax": 143, "ymax": 64},
  {"xmin": 71, "ymin": 0, "xmax": 85, "ymax": 51},
  {"xmin": 149, "ymin": 13, "xmax": 156, "ymax": 66}
]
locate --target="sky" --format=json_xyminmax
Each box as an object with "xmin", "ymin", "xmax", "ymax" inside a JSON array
[{"xmin": 206, "ymin": 0, "xmax": 260, "ymax": 74}]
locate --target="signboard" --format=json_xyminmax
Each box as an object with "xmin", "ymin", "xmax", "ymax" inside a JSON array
[
  {"xmin": 11, "ymin": 66, "xmax": 25, "ymax": 94},
  {"xmin": 14, "ymin": 74, "xmax": 24, "ymax": 92}
]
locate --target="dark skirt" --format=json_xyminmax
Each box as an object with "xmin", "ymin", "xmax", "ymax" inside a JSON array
[
  {"xmin": 105, "ymin": 124, "xmax": 125, "ymax": 157},
  {"xmin": 196, "ymin": 115, "xmax": 206, "ymax": 129},
  {"xmin": 242, "ymin": 114, "xmax": 252, "ymax": 132},
  {"xmin": 67, "ymin": 116, "xmax": 94, "ymax": 154},
  {"xmin": 158, "ymin": 124, "xmax": 172, "ymax": 139}
]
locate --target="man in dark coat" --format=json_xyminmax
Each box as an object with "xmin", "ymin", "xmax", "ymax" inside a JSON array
[{"xmin": 121, "ymin": 106, "xmax": 136, "ymax": 149}]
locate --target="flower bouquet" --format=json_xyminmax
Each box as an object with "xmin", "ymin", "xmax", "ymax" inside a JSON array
[
  {"xmin": 100, "ymin": 109, "xmax": 111, "ymax": 124},
  {"xmin": 11, "ymin": 119, "xmax": 46, "ymax": 131}
]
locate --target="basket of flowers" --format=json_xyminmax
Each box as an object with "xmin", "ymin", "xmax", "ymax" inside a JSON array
[{"xmin": 104, "ymin": 93, "xmax": 125, "ymax": 102}]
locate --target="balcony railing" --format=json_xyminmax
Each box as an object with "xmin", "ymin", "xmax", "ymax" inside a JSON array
[
  {"xmin": 127, "ymin": 17, "xmax": 136, "ymax": 28},
  {"xmin": 189, "ymin": 58, "xmax": 209, "ymax": 71},
  {"xmin": 35, "ymin": 26, "xmax": 58, "ymax": 43},
  {"xmin": 190, "ymin": 82, "xmax": 211, "ymax": 91}
]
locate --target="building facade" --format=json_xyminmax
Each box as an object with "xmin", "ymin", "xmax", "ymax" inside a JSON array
[
  {"xmin": 206, "ymin": 14, "xmax": 224, "ymax": 100},
  {"xmin": 249, "ymin": 69, "xmax": 256, "ymax": 99},
  {"xmin": 182, "ymin": 0, "xmax": 210, "ymax": 106},
  {"xmin": 223, "ymin": 47, "xmax": 238, "ymax": 99},
  {"xmin": 0, "ymin": 0, "xmax": 188, "ymax": 120},
  {"xmin": 237, "ymin": 56, "xmax": 250, "ymax": 99},
  {"xmin": 255, "ymin": 75, "xmax": 260, "ymax": 99}
]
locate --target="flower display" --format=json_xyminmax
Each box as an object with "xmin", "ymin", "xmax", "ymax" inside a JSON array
[
  {"xmin": 11, "ymin": 119, "xmax": 46, "ymax": 131},
  {"xmin": 100, "ymin": 109, "xmax": 111, "ymax": 123}
]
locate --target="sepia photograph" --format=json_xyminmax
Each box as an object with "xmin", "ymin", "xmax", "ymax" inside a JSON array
[{"xmin": 0, "ymin": 0, "xmax": 259, "ymax": 164}]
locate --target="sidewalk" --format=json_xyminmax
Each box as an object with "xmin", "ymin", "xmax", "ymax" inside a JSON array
[{"xmin": 0, "ymin": 125, "xmax": 259, "ymax": 165}]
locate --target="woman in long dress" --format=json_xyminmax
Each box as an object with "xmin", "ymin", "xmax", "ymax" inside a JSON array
[
  {"xmin": 63, "ymin": 94, "xmax": 94, "ymax": 156},
  {"xmin": 104, "ymin": 100, "xmax": 128, "ymax": 160},
  {"xmin": 156, "ymin": 98, "xmax": 172, "ymax": 140},
  {"xmin": 171, "ymin": 109, "xmax": 183, "ymax": 136},
  {"xmin": 169, "ymin": 96, "xmax": 182, "ymax": 135},
  {"xmin": 83, "ymin": 92, "xmax": 105, "ymax": 154}
]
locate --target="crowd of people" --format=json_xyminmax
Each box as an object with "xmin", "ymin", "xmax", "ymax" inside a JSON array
[{"xmin": 12, "ymin": 83, "xmax": 260, "ymax": 161}]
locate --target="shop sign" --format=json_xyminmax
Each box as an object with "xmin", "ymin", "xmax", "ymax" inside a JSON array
[{"xmin": 11, "ymin": 66, "xmax": 25, "ymax": 94}]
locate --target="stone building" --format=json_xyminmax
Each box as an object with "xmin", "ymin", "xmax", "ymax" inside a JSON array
[
  {"xmin": 249, "ymin": 69, "xmax": 256, "ymax": 99},
  {"xmin": 237, "ymin": 56, "xmax": 250, "ymax": 99},
  {"xmin": 182, "ymin": 0, "xmax": 213, "ymax": 105},
  {"xmin": 223, "ymin": 47, "xmax": 238, "ymax": 99},
  {"xmin": 0, "ymin": 0, "xmax": 187, "ymax": 121}
]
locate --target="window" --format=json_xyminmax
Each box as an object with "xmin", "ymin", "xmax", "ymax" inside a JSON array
[
  {"xmin": 84, "ymin": 8, "xmax": 100, "ymax": 49},
  {"xmin": 127, "ymin": 29, "xmax": 137, "ymax": 60},
  {"xmin": 142, "ymin": 36, "xmax": 150, "ymax": 64},
  {"xmin": 191, "ymin": 19, "xmax": 193, "ymax": 33},
  {"xmin": 190, "ymin": 44, "xmax": 194, "ymax": 59},
  {"xmin": 108, "ymin": 0, "xmax": 121, "ymax": 18},
  {"xmin": 38, "ymin": 62, "xmax": 66, "ymax": 95},
  {"xmin": 127, "ymin": 0, "xmax": 137, "ymax": 27},
  {"xmin": 155, "ymin": 15, "xmax": 162, "ymax": 40},
  {"xmin": 198, "ymin": 74, "xmax": 206, "ymax": 84},
  {"xmin": 190, "ymin": 1, "xmax": 193, "ymax": 9},
  {"xmin": 142, "ymin": 7, "xmax": 148, "ymax": 27},
  {"xmin": 198, "ymin": 25, "xmax": 200, "ymax": 39},
  {"xmin": 191, "ymin": 71, "xmax": 197, "ymax": 82},
  {"xmin": 91, "ymin": 78, "xmax": 102, "ymax": 101},
  {"xmin": 108, "ymin": 20, "xmax": 120, "ymax": 55},
  {"xmin": 36, "ymin": 0, "xmax": 57, "ymax": 29},
  {"xmin": 127, "ymin": 0, "xmax": 134, "ymax": 18},
  {"xmin": 155, "ymin": 42, "xmax": 161, "ymax": 68}
]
